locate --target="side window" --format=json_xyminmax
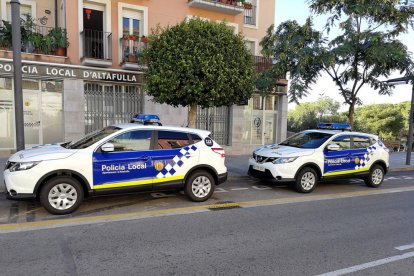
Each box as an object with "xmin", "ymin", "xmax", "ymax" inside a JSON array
[
  {"xmin": 327, "ymin": 135, "xmax": 351, "ymax": 150},
  {"xmin": 191, "ymin": 134, "xmax": 202, "ymax": 144},
  {"xmin": 353, "ymin": 135, "xmax": 374, "ymax": 149},
  {"xmin": 107, "ymin": 130, "xmax": 152, "ymax": 152},
  {"xmin": 157, "ymin": 131, "xmax": 190, "ymax": 149}
]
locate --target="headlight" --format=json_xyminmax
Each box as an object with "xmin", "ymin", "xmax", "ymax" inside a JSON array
[
  {"xmin": 272, "ymin": 157, "xmax": 298, "ymax": 164},
  {"xmin": 9, "ymin": 161, "xmax": 41, "ymax": 172}
]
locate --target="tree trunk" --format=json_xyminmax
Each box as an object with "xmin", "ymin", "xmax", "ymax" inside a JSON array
[
  {"xmin": 188, "ymin": 104, "xmax": 197, "ymax": 128},
  {"xmin": 348, "ymin": 103, "xmax": 355, "ymax": 128}
]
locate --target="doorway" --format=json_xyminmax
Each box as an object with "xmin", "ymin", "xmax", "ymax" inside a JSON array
[{"xmin": 83, "ymin": 8, "xmax": 105, "ymax": 59}]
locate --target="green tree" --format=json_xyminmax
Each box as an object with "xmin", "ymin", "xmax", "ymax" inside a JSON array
[
  {"xmin": 354, "ymin": 104, "xmax": 404, "ymax": 139},
  {"xmin": 144, "ymin": 18, "xmax": 256, "ymax": 127},
  {"xmin": 261, "ymin": 0, "xmax": 414, "ymax": 126},
  {"xmin": 288, "ymin": 96, "xmax": 343, "ymax": 132}
]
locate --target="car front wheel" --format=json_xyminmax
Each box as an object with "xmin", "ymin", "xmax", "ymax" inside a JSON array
[
  {"xmin": 39, "ymin": 177, "xmax": 84, "ymax": 215},
  {"xmin": 185, "ymin": 170, "xmax": 215, "ymax": 202},
  {"xmin": 294, "ymin": 167, "xmax": 318, "ymax": 193},
  {"xmin": 364, "ymin": 164, "xmax": 384, "ymax": 188}
]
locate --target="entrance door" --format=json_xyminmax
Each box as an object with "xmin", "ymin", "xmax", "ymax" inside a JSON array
[
  {"xmin": 23, "ymin": 89, "xmax": 42, "ymax": 148},
  {"xmin": 83, "ymin": 8, "xmax": 104, "ymax": 59},
  {"xmin": 196, "ymin": 106, "xmax": 229, "ymax": 145}
]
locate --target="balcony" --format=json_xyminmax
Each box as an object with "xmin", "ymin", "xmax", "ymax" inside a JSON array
[
  {"xmin": 0, "ymin": 20, "xmax": 69, "ymax": 61},
  {"xmin": 120, "ymin": 36, "xmax": 148, "ymax": 70},
  {"xmin": 254, "ymin": 56, "xmax": 273, "ymax": 73},
  {"xmin": 244, "ymin": 4, "xmax": 257, "ymax": 25},
  {"xmin": 187, "ymin": 0, "xmax": 245, "ymax": 15},
  {"xmin": 81, "ymin": 29, "xmax": 112, "ymax": 67}
]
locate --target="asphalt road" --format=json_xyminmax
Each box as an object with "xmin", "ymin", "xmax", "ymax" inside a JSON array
[{"xmin": 0, "ymin": 172, "xmax": 414, "ymax": 275}]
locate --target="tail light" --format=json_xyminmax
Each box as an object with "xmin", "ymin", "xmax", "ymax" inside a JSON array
[{"xmin": 211, "ymin": 147, "xmax": 225, "ymax": 158}]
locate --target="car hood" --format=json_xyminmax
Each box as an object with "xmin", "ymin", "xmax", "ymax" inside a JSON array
[
  {"xmin": 8, "ymin": 144, "xmax": 78, "ymax": 162},
  {"xmin": 254, "ymin": 144, "xmax": 315, "ymax": 157}
]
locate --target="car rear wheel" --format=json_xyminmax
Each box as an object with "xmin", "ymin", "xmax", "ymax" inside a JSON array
[
  {"xmin": 364, "ymin": 164, "xmax": 384, "ymax": 188},
  {"xmin": 39, "ymin": 177, "xmax": 84, "ymax": 215},
  {"xmin": 185, "ymin": 170, "xmax": 215, "ymax": 202},
  {"xmin": 294, "ymin": 167, "xmax": 318, "ymax": 193}
]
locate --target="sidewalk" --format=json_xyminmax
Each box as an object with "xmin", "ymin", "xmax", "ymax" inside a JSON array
[{"xmin": 1, "ymin": 152, "xmax": 413, "ymax": 193}]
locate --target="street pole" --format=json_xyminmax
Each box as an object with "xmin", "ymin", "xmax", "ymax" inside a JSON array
[
  {"xmin": 406, "ymin": 82, "xmax": 414, "ymax": 165},
  {"xmin": 11, "ymin": 0, "xmax": 25, "ymax": 151}
]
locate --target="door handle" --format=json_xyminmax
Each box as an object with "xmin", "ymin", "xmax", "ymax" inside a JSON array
[{"xmin": 139, "ymin": 156, "xmax": 151, "ymax": 161}]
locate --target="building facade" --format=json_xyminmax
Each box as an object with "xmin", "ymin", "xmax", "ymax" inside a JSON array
[{"xmin": 0, "ymin": 0, "xmax": 287, "ymax": 156}]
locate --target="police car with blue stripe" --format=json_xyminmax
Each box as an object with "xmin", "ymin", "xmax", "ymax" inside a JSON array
[
  {"xmin": 3, "ymin": 118, "xmax": 227, "ymax": 214},
  {"xmin": 248, "ymin": 123, "xmax": 389, "ymax": 193}
]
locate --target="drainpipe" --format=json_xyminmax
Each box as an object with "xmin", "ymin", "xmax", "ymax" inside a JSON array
[{"xmin": 55, "ymin": 0, "xmax": 58, "ymax": 28}]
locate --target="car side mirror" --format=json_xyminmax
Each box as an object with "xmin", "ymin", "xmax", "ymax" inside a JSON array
[
  {"xmin": 101, "ymin": 143, "xmax": 114, "ymax": 152},
  {"xmin": 327, "ymin": 144, "xmax": 340, "ymax": 151}
]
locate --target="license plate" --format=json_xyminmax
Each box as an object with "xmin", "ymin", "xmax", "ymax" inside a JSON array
[{"xmin": 253, "ymin": 165, "xmax": 265, "ymax": 172}]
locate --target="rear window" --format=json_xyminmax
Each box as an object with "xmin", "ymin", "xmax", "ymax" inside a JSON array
[
  {"xmin": 353, "ymin": 135, "xmax": 375, "ymax": 149},
  {"xmin": 157, "ymin": 131, "xmax": 191, "ymax": 149},
  {"xmin": 191, "ymin": 134, "xmax": 202, "ymax": 143}
]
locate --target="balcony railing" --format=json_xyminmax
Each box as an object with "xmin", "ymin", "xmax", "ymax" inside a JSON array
[
  {"xmin": 81, "ymin": 29, "xmax": 112, "ymax": 61},
  {"xmin": 187, "ymin": 0, "xmax": 245, "ymax": 15},
  {"xmin": 254, "ymin": 56, "xmax": 272, "ymax": 73},
  {"xmin": 0, "ymin": 21, "xmax": 68, "ymax": 56},
  {"xmin": 121, "ymin": 37, "xmax": 147, "ymax": 67},
  {"xmin": 244, "ymin": 4, "xmax": 257, "ymax": 25}
]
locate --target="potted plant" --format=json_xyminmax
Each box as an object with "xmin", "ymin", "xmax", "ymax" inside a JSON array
[
  {"xmin": 0, "ymin": 21, "xmax": 12, "ymax": 50},
  {"xmin": 140, "ymin": 35, "xmax": 149, "ymax": 43},
  {"xmin": 43, "ymin": 34, "xmax": 55, "ymax": 55},
  {"xmin": 29, "ymin": 32, "xmax": 44, "ymax": 54},
  {"xmin": 48, "ymin": 27, "xmax": 69, "ymax": 56},
  {"xmin": 237, "ymin": 0, "xmax": 245, "ymax": 6},
  {"xmin": 244, "ymin": 1, "xmax": 252, "ymax": 9}
]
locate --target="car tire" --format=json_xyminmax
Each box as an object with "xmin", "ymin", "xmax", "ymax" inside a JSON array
[
  {"xmin": 294, "ymin": 167, "xmax": 318, "ymax": 193},
  {"xmin": 364, "ymin": 164, "xmax": 384, "ymax": 188},
  {"xmin": 39, "ymin": 177, "xmax": 84, "ymax": 215},
  {"xmin": 185, "ymin": 170, "xmax": 215, "ymax": 202}
]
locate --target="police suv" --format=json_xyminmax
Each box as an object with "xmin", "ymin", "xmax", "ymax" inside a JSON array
[
  {"xmin": 4, "ymin": 123, "xmax": 227, "ymax": 214},
  {"xmin": 248, "ymin": 123, "xmax": 389, "ymax": 193}
]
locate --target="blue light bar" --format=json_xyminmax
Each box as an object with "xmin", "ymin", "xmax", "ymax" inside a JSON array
[
  {"xmin": 317, "ymin": 122, "xmax": 351, "ymax": 130},
  {"xmin": 131, "ymin": 114, "xmax": 162, "ymax": 125}
]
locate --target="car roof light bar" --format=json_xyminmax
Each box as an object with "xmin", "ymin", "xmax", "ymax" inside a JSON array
[{"xmin": 317, "ymin": 123, "xmax": 352, "ymax": 131}]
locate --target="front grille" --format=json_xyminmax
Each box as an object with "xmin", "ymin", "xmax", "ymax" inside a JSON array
[
  {"xmin": 253, "ymin": 153, "xmax": 278, "ymax": 164},
  {"xmin": 248, "ymin": 166, "xmax": 276, "ymax": 180}
]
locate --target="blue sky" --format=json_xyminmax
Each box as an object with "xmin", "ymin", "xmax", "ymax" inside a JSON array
[{"xmin": 274, "ymin": 0, "xmax": 414, "ymax": 110}]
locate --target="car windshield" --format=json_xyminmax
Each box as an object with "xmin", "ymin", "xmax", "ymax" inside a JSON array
[
  {"xmin": 279, "ymin": 131, "xmax": 333, "ymax": 149},
  {"xmin": 63, "ymin": 126, "xmax": 121, "ymax": 149}
]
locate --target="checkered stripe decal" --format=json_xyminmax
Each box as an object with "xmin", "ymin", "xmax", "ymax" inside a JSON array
[
  {"xmin": 156, "ymin": 145, "xmax": 198, "ymax": 178},
  {"xmin": 355, "ymin": 146, "xmax": 376, "ymax": 170}
]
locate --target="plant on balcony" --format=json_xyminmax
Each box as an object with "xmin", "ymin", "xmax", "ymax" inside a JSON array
[
  {"xmin": 43, "ymin": 34, "xmax": 55, "ymax": 55},
  {"xmin": 0, "ymin": 21, "xmax": 12, "ymax": 50},
  {"xmin": 244, "ymin": 2, "xmax": 252, "ymax": 9},
  {"xmin": 140, "ymin": 35, "xmax": 149, "ymax": 43},
  {"xmin": 48, "ymin": 27, "xmax": 69, "ymax": 56},
  {"xmin": 29, "ymin": 32, "xmax": 44, "ymax": 54},
  {"xmin": 237, "ymin": 0, "xmax": 245, "ymax": 6}
]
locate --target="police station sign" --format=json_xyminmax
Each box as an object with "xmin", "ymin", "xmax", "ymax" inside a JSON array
[{"xmin": 0, "ymin": 61, "xmax": 141, "ymax": 83}]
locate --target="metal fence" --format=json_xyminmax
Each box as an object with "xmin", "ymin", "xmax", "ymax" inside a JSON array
[
  {"xmin": 196, "ymin": 106, "xmax": 230, "ymax": 145},
  {"xmin": 254, "ymin": 56, "xmax": 272, "ymax": 73},
  {"xmin": 81, "ymin": 29, "xmax": 112, "ymax": 60},
  {"xmin": 84, "ymin": 82, "xmax": 143, "ymax": 134}
]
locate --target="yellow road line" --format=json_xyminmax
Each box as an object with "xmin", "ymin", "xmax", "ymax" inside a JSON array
[{"xmin": 1, "ymin": 186, "xmax": 414, "ymax": 232}]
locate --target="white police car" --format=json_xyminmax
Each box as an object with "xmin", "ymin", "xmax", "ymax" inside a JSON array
[
  {"xmin": 4, "ymin": 124, "xmax": 227, "ymax": 214},
  {"xmin": 248, "ymin": 123, "xmax": 389, "ymax": 193}
]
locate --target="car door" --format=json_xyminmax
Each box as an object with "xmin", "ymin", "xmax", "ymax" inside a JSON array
[
  {"xmin": 92, "ymin": 129, "xmax": 155, "ymax": 191},
  {"xmin": 151, "ymin": 130, "xmax": 200, "ymax": 190},
  {"xmin": 323, "ymin": 134, "xmax": 353, "ymax": 176}
]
